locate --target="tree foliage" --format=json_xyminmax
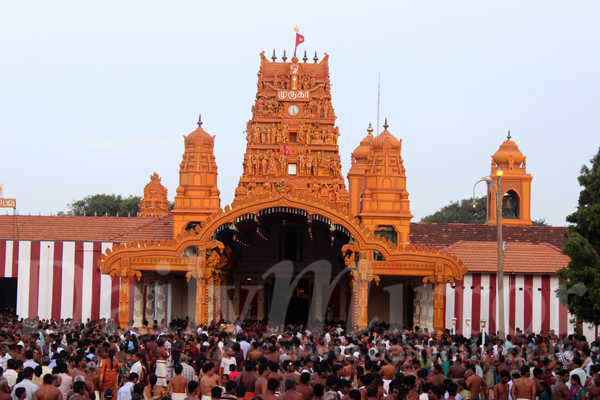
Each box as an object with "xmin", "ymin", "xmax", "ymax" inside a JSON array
[
  {"xmin": 558, "ymin": 146, "xmax": 600, "ymax": 325},
  {"xmin": 421, "ymin": 196, "xmax": 487, "ymax": 224},
  {"xmin": 64, "ymin": 194, "xmax": 141, "ymax": 217},
  {"xmin": 566, "ymin": 146, "xmax": 600, "ymax": 255},
  {"xmin": 556, "ymin": 231, "xmax": 600, "ymax": 325}
]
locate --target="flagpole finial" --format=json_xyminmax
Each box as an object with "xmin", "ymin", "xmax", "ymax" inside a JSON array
[
  {"xmin": 313, "ymin": 51, "xmax": 319, "ymax": 63},
  {"xmin": 294, "ymin": 26, "xmax": 299, "ymax": 32},
  {"xmin": 272, "ymin": 49, "xmax": 277, "ymax": 62},
  {"xmin": 303, "ymin": 50, "xmax": 308, "ymax": 63}
]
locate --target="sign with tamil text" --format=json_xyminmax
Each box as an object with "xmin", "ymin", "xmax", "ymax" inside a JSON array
[
  {"xmin": 0, "ymin": 199, "xmax": 16, "ymax": 208},
  {"xmin": 277, "ymin": 90, "xmax": 311, "ymax": 101}
]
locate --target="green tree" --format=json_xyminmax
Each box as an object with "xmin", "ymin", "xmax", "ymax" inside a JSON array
[
  {"xmin": 556, "ymin": 231, "xmax": 600, "ymax": 325},
  {"xmin": 65, "ymin": 194, "xmax": 141, "ymax": 217},
  {"xmin": 557, "ymin": 146, "xmax": 600, "ymax": 325},
  {"xmin": 421, "ymin": 196, "xmax": 487, "ymax": 224},
  {"xmin": 566, "ymin": 146, "xmax": 600, "ymax": 255},
  {"xmin": 532, "ymin": 218, "xmax": 549, "ymax": 226}
]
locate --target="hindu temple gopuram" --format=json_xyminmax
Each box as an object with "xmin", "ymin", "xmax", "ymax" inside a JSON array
[{"xmin": 0, "ymin": 50, "xmax": 582, "ymax": 339}]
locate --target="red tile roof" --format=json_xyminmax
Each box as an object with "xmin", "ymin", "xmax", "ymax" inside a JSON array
[
  {"xmin": 410, "ymin": 223, "xmax": 568, "ymax": 250},
  {"xmin": 442, "ymin": 241, "xmax": 570, "ymax": 274},
  {"xmin": 109, "ymin": 215, "xmax": 173, "ymax": 241},
  {"xmin": 0, "ymin": 214, "xmax": 172, "ymax": 242}
]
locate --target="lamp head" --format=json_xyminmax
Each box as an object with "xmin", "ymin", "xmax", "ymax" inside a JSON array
[
  {"xmin": 466, "ymin": 318, "xmax": 471, "ymax": 326},
  {"xmin": 471, "ymin": 199, "xmax": 477, "ymax": 209},
  {"xmin": 452, "ymin": 318, "xmax": 457, "ymax": 326},
  {"xmin": 496, "ymin": 169, "xmax": 504, "ymax": 177},
  {"xmin": 481, "ymin": 320, "xmax": 487, "ymax": 329},
  {"xmin": 482, "ymin": 176, "xmax": 493, "ymax": 183}
]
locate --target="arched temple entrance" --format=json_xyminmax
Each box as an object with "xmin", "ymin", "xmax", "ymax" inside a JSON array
[{"xmin": 99, "ymin": 191, "xmax": 468, "ymax": 331}]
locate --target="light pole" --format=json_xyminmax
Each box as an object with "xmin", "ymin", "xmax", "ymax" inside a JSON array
[
  {"xmin": 452, "ymin": 317, "xmax": 457, "ymax": 335},
  {"xmin": 473, "ymin": 169, "xmax": 506, "ymax": 341},
  {"xmin": 480, "ymin": 319, "xmax": 487, "ymax": 352},
  {"xmin": 466, "ymin": 318, "xmax": 471, "ymax": 336}
]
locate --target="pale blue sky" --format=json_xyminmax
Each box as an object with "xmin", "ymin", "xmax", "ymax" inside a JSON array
[{"xmin": 1, "ymin": 1, "xmax": 598, "ymax": 226}]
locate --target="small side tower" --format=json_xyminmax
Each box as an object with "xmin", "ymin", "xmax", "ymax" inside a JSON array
[
  {"xmin": 487, "ymin": 131, "xmax": 533, "ymax": 226},
  {"xmin": 171, "ymin": 116, "xmax": 221, "ymax": 236},
  {"xmin": 356, "ymin": 119, "xmax": 413, "ymax": 245}
]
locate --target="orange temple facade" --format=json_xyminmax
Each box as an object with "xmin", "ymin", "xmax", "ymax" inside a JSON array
[{"xmin": 99, "ymin": 51, "xmax": 551, "ymax": 332}]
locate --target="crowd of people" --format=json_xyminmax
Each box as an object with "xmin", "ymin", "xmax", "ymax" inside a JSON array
[{"xmin": 0, "ymin": 313, "xmax": 598, "ymax": 400}]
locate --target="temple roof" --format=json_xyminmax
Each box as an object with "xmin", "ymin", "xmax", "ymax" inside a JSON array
[
  {"xmin": 441, "ymin": 241, "xmax": 570, "ymax": 274},
  {"xmin": 0, "ymin": 214, "xmax": 172, "ymax": 242},
  {"xmin": 0, "ymin": 214, "xmax": 567, "ymax": 252}
]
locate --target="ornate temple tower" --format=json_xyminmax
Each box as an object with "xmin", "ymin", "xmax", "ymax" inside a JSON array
[
  {"xmin": 348, "ymin": 123, "xmax": 374, "ymax": 216},
  {"xmin": 138, "ymin": 172, "xmax": 169, "ymax": 217},
  {"xmin": 487, "ymin": 131, "xmax": 532, "ymax": 226},
  {"xmin": 234, "ymin": 51, "xmax": 348, "ymax": 211},
  {"xmin": 348, "ymin": 120, "xmax": 413, "ymax": 244},
  {"xmin": 171, "ymin": 117, "xmax": 221, "ymax": 236}
]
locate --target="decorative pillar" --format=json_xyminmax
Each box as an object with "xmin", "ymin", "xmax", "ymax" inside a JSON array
[
  {"xmin": 155, "ymin": 279, "xmax": 167, "ymax": 325},
  {"xmin": 133, "ymin": 282, "xmax": 144, "ymax": 327},
  {"xmin": 423, "ymin": 264, "xmax": 451, "ymax": 337},
  {"xmin": 257, "ymin": 285, "xmax": 265, "ymax": 321},
  {"xmin": 339, "ymin": 278, "xmax": 347, "ymax": 321},
  {"xmin": 145, "ymin": 277, "xmax": 155, "ymax": 323},
  {"xmin": 110, "ymin": 257, "xmax": 142, "ymax": 328},
  {"xmin": 433, "ymin": 283, "xmax": 445, "ymax": 335},
  {"xmin": 232, "ymin": 278, "xmax": 241, "ymax": 322},
  {"xmin": 356, "ymin": 259, "xmax": 380, "ymax": 330}
]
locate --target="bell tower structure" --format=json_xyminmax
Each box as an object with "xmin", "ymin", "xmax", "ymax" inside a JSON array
[
  {"xmin": 171, "ymin": 116, "xmax": 221, "ymax": 236},
  {"xmin": 348, "ymin": 119, "xmax": 413, "ymax": 245},
  {"xmin": 487, "ymin": 131, "xmax": 532, "ymax": 226},
  {"xmin": 235, "ymin": 51, "xmax": 348, "ymax": 212}
]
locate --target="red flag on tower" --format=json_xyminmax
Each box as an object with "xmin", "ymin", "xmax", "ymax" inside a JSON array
[
  {"xmin": 283, "ymin": 145, "xmax": 291, "ymax": 156},
  {"xmin": 294, "ymin": 27, "xmax": 304, "ymax": 53}
]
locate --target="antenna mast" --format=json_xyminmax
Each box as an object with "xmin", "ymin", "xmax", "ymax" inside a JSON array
[{"xmin": 377, "ymin": 73, "xmax": 381, "ymax": 135}]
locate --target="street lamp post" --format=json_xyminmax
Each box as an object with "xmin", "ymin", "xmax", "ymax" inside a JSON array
[
  {"xmin": 452, "ymin": 317, "xmax": 457, "ymax": 335},
  {"xmin": 481, "ymin": 319, "xmax": 487, "ymax": 352},
  {"xmin": 473, "ymin": 169, "xmax": 506, "ymax": 341}
]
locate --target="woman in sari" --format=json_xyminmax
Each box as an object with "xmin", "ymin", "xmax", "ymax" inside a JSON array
[
  {"xmin": 143, "ymin": 374, "xmax": 165, "ymax": 400},
  {"xmin": 100, "ymin": 349, "xmax": 120, "ymax": 394}
]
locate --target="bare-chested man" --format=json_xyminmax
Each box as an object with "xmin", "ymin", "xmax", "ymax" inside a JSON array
[
  {"xmin": 247, "ymin": 343, "xmax": 263, "ymax": 363},
  {"xmin": 551, "ymin": 370, "xmax": 572, "ymax": 400},
  {"xmin": 466, "ymin": 365, "xmax": 484, "ymax": 400},
  {"xmin": 260, "ymin": 379, "xmax": 282, "ymax": 400},
  {"xmin": 255, "ymin": 365, "xmax": 271, "ymax": 396},
  {"xmin": 34, "ymin": 375, "xmax": 62, "ymax": 400},
  {"xmin": 70, "ymin": 382, "xmax": 87, "ymax": 400},
  {"xmin": 588, "ymin": 372, "xmax": 600, "ymax": 400},
  {"xmin": 168, "ymin": 365, "xmax": 189, "ymax": 400},
  {"xmin": 296, "ymin": 373, "xmax": 314, "ymax": 400},
  {"xmin": 200, "ymin": 363, "xmax": 220, "ymax": 400},
  {"xmin": 510, "ymin": 366, "xmax": 536, "ymax": 400},
  {"xmin": 448, "ymin": 358, "xmax": 467, "ymax": 381},
  {"xmin": 281, "ymin": 379, "xmax": 303, "ymax": 400},
  {"xmin": 236, "ymin": 363, "xmax": 258, "ymax": 399},
  {"xmin": 156, "ymin": 339, "xmax": 169, "ymax": 387},
  {"xmin": 184, "ymin": 381, "xmax": 201, "ymax": 400},
  {"xmin": 493, "ymin": 371, "xmax": 511, "ymax": 400}
]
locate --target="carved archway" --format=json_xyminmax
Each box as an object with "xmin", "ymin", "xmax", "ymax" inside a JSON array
[{"xmin": 99, "ymin": 190, "xmax": 467, "ymax": 330}]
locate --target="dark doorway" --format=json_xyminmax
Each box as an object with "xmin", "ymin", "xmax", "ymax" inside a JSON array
[
  {"xmin": 0, "ymin": 278, "xmax": 17, "ymax": 314},
  {"xmin": 285, "ymin": 280, "xmax": 311, "ymax": 327},
  {"xmin": 406, "ymin": 284, "xmax": 414, "ymax": 328}
]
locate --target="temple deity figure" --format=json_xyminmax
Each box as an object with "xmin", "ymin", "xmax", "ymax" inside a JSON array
[
  {"xmin": 306, "ymin": 150, "xmax": 314, "ymax": 175},
  {"xmin": 247, "ymin": 179, "xmax": 257, "ymax": 196},
  {"xmin": 279, "ymin": 151, "xmax": 286, "ymax": 174},
  {"xmin": 306, "ymin": 125, "xmax": 312, "ymax": 144},
  {"xmin": 263, "ymin": 181, "xmax": 271, "ymax": 192},
  {"xmin": 298, "ymin": 149, "xmax": 306, "ymax": 175},
  {"xmin": 265, "ymin": 125, "xmax": 272, "ymax": 143},
  {"xmin": 261, "ymin": 153, "xmax": 268, "ymax": 175}
]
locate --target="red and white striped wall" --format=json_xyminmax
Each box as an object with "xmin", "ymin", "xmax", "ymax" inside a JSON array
[
  {"xmin": 0, "ymin": 240, "xmax": 120, "ymax": 321},
  {"xmin": 444, "ymin": 273, "xmax": 598, "ymax": 341}
]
